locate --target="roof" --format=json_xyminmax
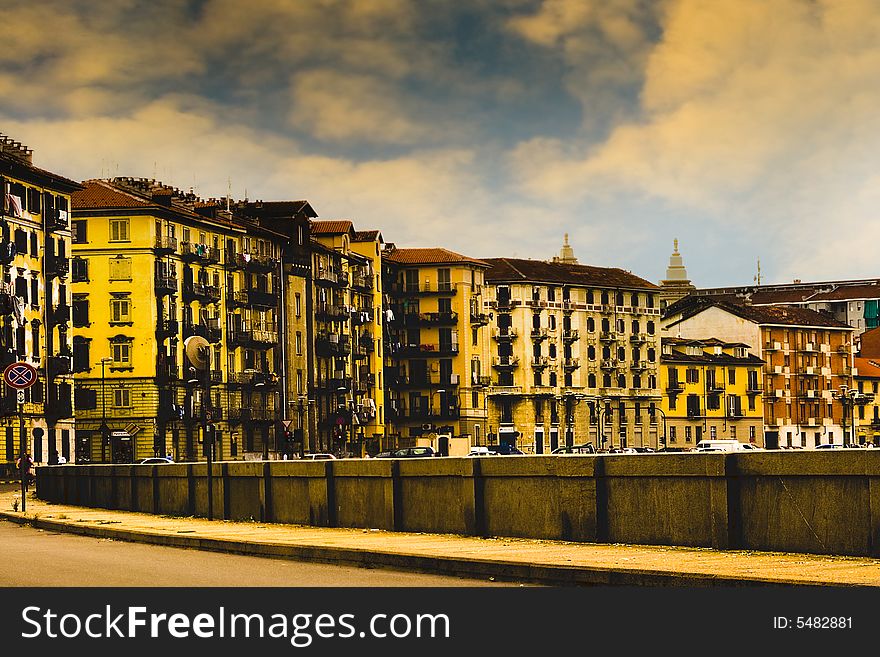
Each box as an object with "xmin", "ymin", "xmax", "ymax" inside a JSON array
[
  {"xmin": 483, "ymin": 258, "xmax": 659, "ymax": 290},
  {"xmin": 855, "ymin": 357, "xmax": 880, "ymax": 379},
  {"xmin": 664, "ymin": 296, "xmax": 853, "ymax": 330},
  {"xmin": 310, "ymin": 220, "xmax": 354, "ymax": 235},
  {"xmin": 353, "ymin": 230, "xmax": 382, "ymax": 243},
  {"xmin": 240, "ymin": 200, "xmax": 317, "ymax": 218},
  {"xmin": 808, "ymin": 284, "xmax": 880, "ymax": 302},
  {"xmin": 72, "ymin": 180, "xmax": 152, "ymax": 209},
  {"xmin": 0, "ymin": 151, "xmax": 83, "ymax": 193},
  {"xmin": 384, "ymin": 248, "xmax": 489, "ymax": 267}
]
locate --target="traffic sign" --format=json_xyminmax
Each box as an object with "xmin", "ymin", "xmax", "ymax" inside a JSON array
[
  {"xmin": 16, "ymin": 390, "xmax": 24, "ymax": 404},
  {"xmin": 4, "ymin": 362, "xmax": 37, "ymax": 389}
]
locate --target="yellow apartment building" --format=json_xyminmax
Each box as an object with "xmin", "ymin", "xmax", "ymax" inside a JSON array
[
  {"xmin": 481, "ymin": 256, "xmax": 662, "ymax": 452},
  {"xmin": 72, "ymin": 178, "xmax": 312, "ymax": 462},
  {"xmin": 660, "ymin": 337, "xmax": 765, "ymax": 448},
  {"xmin": 309, "ymin": 220, "xmax": 384, "ymax": 456},
  {"xmin": 0, "ymin": 134, "xmax": 81, "ymax": 470},
  {"xmin": 382, "ymin": 247, "xmax": 490, "ymax": 451}
]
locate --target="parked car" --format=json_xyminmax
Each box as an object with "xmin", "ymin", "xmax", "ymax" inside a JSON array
[
  {"xmin": 550, "ymin": 443, "xmax": 596, "ymax": 454},
  {"xmin": 138, "ymin": 457, "xmax": 174, "ymax": 465},
  {"xmin": 391, "ymin": 446, "xmax": 437, "ymax": 458},
  {"xmin": 300, "ymin": 453, "xmax": 336, "ymax": 460},
  {"xmin": 468, "ymin": 446, "xmax": 498, "ymax": 456},
  {"xmin": 489, "ymin": 444, "xmax": 524, "ymax": 455},
  {"xmin": 815, "ymin": 443, "xmax": 844, "ymax": 450},
  {"xmin": 696, "ymin": 439, "xmax": 753, "ymax": 453}
]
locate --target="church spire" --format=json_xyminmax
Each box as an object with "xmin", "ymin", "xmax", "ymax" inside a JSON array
[{"xmin": 554, "ymin": 233, "xmax": 578, "ymax": 264}]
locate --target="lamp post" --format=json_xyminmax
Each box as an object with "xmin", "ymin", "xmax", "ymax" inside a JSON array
[
  {"xmin": 99, "ymin": 357, "xmax": 112, "ymax": 463},
  {"xmin": 296, "ymin": 394, "xmax": 307, "ymax": 458},
  {"xmin": 833, "ymin": 384, "xmax": 874, "ymax": 446},
  {"xmin": 185, "ymin": 337, "xmax": 213, "ymax": 520}
]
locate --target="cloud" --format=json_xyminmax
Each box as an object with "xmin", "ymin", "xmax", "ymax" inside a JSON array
[
  {"xmin": 508, "ymin": 0, "xmax": 880, "ymax": 282},
  {"xmin": 289, "ymin": 70, "xmax": 440, "ymax": 145}
]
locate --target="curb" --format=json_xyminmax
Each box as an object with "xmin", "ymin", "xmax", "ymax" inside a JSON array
[{"xmin": 0, "ymin": 511, "xmax": 847, "ymax": 587}]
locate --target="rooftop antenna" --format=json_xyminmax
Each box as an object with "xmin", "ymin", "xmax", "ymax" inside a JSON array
[
  {"xmin": 754, "ymin": 258, "xmax": 761, "ymax": 286},
  {"xmin": 226, "ymin": 177, "xmax": 231, "ymax": 212}
]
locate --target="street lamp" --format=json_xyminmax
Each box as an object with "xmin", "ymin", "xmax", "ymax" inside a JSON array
[
  {"xmin": 99, "ymin": 357, "xmax": 112, "ymax": 463},
  {"xmin": 833, "ymin": 384, "xmax": 874, "ymax": 446},
  {"xmin": 295, "ymin": 395, "xmax": 307, "ymax": 458}
]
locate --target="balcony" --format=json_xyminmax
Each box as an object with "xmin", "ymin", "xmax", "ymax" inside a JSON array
[
  {"xmin": 157, "ymin": 319, "xmax": 179, "ymax": 338},
  {"xmin": 155, "ymin": 275, "xmax": 178, "ymax": 296},
  {"xmin": 315, "ymin": 335, "xmax": 351, "ymax": 357},
  {"xmin": 228, "ymin": 370, "xmax": 276, "ymax": 388},
  {"xmin": 47, "ymin": 355, "xmax": 72, "ymax": 377},
  {"xmin": 399, "ymin": 282, "xmax": 458, "ymax": 296},
  {"xmin": 601, "ymin": 359, "xmax": 618, "ymax": 370},
  {"xmin": 237, "ymin": 252, "xmax": 278, "ymax": 273},
  {"xmin": 351, "ymin": 274, "xmax": 373, "ymax": 291},
  {"xmin": 530, "ymin": 328, "xmax": 549, "ymax": 341},
  {"xmin": 561, "ymin": 301, "xmax": 576, "ymax": 312},
  {"xmin": 314, "ymin": 268, "xmax": 341, "ymax": 286},
  {"xmin": 391, "ymin": 373, "xmax": 461, "ymax": 389},
  {"xmin": 599, "ymin": 331, "xmax": 617, "ymax": 342},
  {"xmin": 803, "ymin": 366, "xmax": 819, "ymax": 376},
  {"xmin": 764, "ymin": 341, "xmax": 781, "ymax": 351},
  {"xmin": 401, "ymin": 311, "xmax": 459, "ymax": 327},
  {"xmin": 155, "ymin": 235, "xmax": 178, "ymax": 253},
  {"xmin": 666, "ymin": 382, "xmax": 684, "ymax": 394},
  {"xmin": 315, "ymin": 303, "xmax": 350, "ymax": 321},
  {"xmin": 531, "ymin": 356, "xmax": 549, "ymax": 369},
  {"xmin": 490, "ymin": 298, "xmax": 515, "ymax": 311},
  {"xmin": 630, "ymin": 360, "xmax": 649, "ymax": 371},
  {"xmin": 231, "ymin": 326, "xmax": 279, "ymax": 348},
  {"xmin": 45, "ymin": 254, "xmax": 69, "ymax": 279},
  {"xmin": 746, "ymin": 383, "xmax": 763, "ymax": 395},
  {"xmin": 493, "ymin": 328, "xmax": 518, "ymax": 341},
  {"xmin": 49, "ymin": 303, "xmax": 70, "ymax": 327},
  {"xmin": 804, "ymin": 343, "xmax": 817, "ymax": 352},
  {"xmin": 472, "ymin": 375, "xmax": 492, "ymax": 387},
  {"xmin": 630, "ymin": 333, "xmax": 648, "ymax": 344},
  {"xmin": 351, "ymin": 309, "xmax": 374, "ymax": 326},
  {"xmin": 393, "ymin": 343, "xmax": 460, "ymax": 358},
  {"xmin": 492, "ymin": 356, "xmax": 520, "ymax": 369},
  {"xmin": 397, "ymin": 406, "xmax": 461, "ymax": 421},
  {"xmin": 232, "ymin": 288, "xmax": 278, "ymax": 309},
  {"xmin": 179, "ymin": 242, "xmax": 220, "ymax": 264},
  {"xmin": 230, "ymin": 407, "xmax": 275, "ymax": 423},
  {"xmin": 562, "ymin": 329, "xmax": 579, "ymax": 342},
  {"xmin": 563, "ymin": 358, "xmax": 580, "ymax": 369},
  {"xmin": 470, "ymin": 311, "xmax": 489, "ymax": 326},
  {"xmin": 488, "ymin": 386, "xmax": 524, "ymax": 396},
  {"xmin": 157, "ymin": 361, "xmax": 180, "ymax": 381},
  {"xmin": 45, "ymin": 208, "xmax": 69, "ymax": 232},
  {"xmin": 706, "ymin": 382, "xmax": 724, "ymax": 394}
]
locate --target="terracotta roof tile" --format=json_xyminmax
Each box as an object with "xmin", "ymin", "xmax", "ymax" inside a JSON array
[
  {"xmin": 72, "ymin": 180, "xmax": 152, "ymax": 209},
  {"xmin": 483, "ymin": 258, "xmax": 659, "ymax": 290},
  {"xmin": 665, "ymin": 296, "xmax": 853, "ymax": 329},
  {"xmin": 384, "ymin": 248, "xmax": 488, "ymax": 267},
  {"xmin": 353, "ymin": 230, "xmax": 382, "ymax": 242},
  {"xmin": 855, "ymin": 357, "xmax": 880, "ymax": 378},
  {"xmin": 311, "ymin": 220, "xmax": 353, "ymax": 235},
  {"xmin": 808, "ymin": 284, "xmax": 880, "ymax": 301}
]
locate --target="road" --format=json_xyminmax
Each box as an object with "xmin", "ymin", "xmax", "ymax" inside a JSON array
[{"xmin": 0, "ymin": 521, "xmax": 521, "ymax": 587}]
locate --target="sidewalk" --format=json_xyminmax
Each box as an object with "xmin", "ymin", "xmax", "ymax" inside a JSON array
[{"xmin": 2, "ymin": 491, "xmax": 880, "ymax": 586}]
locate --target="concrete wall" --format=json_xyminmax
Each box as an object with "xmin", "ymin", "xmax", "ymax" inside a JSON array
[{"xmin": 36, "ymin": 451, "xmax": 880, "ymax": 557}]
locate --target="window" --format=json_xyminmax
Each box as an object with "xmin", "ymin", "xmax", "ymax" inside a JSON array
[
  {"xmin": 73, "ymin": 297, "xmax": 89, "ymax": 327},
  {"xmin": 72, "ymin": 257, "xmax": 89, "ymax": 282},
  {"xmin": 14, "ymin": 229, "xmax": 27, "ymax": 254},
  {"xmin": 295, "ymin": 331, "xmax": 302, "ymax": 355},
  {"xmin": 669, "ymin": 426, "xmax": 677, "ymax": 443},
  {"xmin": 728, "ymin": 368, "xmax": 736, "ymax": 385},
  {"xmin": 109, "ymin": 219, "xmax": 130, "ymax": 242},
  {"xmin": 749, "ymin": 426, "xmax": 756, "ymax": 441},
  {"xmin": 710, "ymin": 426, "xmax": 717, "ymax": 439},
  {"xmin": 73, "ymin": 337, "xmax": 90, "ymax": 372},
  {"xmin": 730, "ymin": 426, "xmax": 737, "ymax": 440},
  {"xmin": 109, "ymin": 257, "xmax": 132, "ymax": 280},
  {"xmin": 30, "ymin": 278, "xmax": 38, "ymax": 308},
  {"xmin": 110, "ymin": 298, "xmax": 131, "ymax": 323},
  {"xmin": 113, "ymin": 388, "xmax": 131, "ymax": 408},
  {"xmin": 29, "ymin": 232, "xmax": 38, "ymax": 258},
  {"xmin": 111, "ymin": 342, "xmax": 131, "ymax": 366},
  {"xmin": 647, "ymin": 321, "xmax": 655, "ymax": 335},
  {"xmin": 587, "ymin": 317, "xmax": 595, "ymax": 332},
  {"xmin": 295, "ymin": 293, "xmax": 301, "ymax": 317}
]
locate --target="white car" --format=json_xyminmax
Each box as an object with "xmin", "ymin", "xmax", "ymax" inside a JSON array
[{"xmin": 300, "ymin": 453, "xmax": 336, "ymax": 460}]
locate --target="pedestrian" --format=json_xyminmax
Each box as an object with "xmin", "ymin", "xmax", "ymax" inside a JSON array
[{"xmin": 15, "ymin": 452, "xmax": 34, "ymax": 488}]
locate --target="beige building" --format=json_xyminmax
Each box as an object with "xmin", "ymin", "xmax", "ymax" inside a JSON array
[
  {"xmin": 382, "ymin": 247, "xmax": 490, "ymax": 450},
  {"xmin": 482, "ymin": 257, "xmax": 662, "ymax": 452}
]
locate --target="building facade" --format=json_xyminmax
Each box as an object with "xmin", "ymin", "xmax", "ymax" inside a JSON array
[
  {"xmin": 482, "ymin": 258, "xmax": 662, "ymax": 452},
  {"xmin": 309, "ymin": 221, "xmax": 384, "ymax": 456},
  {"xmin": 660, "ymin": 337, "xmax": 764, "ymax": 448},
  {"xmin": 663, "ymin": 298, "xmax": 855, "ymax": 448},
  {"xmin": 382, "ymin": 247, "xmax": 490, "ymax": 450},
  {"xmin": 71, "ymin": 178, "xmax": 311, "ymax": 462},
  {"xmin": 0, "ymin": 135, "xmax": 80, "ymax": 471}
]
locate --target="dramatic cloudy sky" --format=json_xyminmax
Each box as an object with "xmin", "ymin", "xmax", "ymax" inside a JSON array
[{"xmin": 4, "ymin": 0, "xmax": 880, "ymax": 287}]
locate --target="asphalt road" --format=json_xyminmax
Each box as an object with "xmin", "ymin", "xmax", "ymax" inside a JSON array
[{"xmin": 0, "ymin": 521, "xmax": 520, "ymax": 587}]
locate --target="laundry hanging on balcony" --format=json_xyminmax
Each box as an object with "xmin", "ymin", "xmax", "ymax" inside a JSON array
[{"xmin": 5, "ymin": 194, "xmax": 22, "ymax": 217}]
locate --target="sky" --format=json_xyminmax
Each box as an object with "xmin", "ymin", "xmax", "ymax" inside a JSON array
[{"xmin": 4, "ymin": 0, "xmax": 880, "ymax": 288}]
